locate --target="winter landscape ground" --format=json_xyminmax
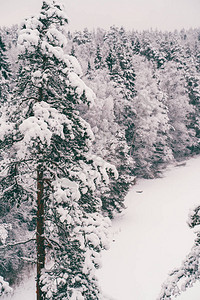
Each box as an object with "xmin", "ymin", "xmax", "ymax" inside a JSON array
[{"xmin": 4, "ymin": 155, "xmax": 200, "ymax": 300}]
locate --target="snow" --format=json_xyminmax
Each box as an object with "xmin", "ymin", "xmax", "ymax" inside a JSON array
[
  {"xmin": 0, "ymin": 116, "xmax": 13, "ymax": 141},
  {"xmin": 18, "ymin": 28, "xmax": 40, "ymax": 52},
  {"xmin": 39, "ymin": 0, "xmax": 68, "ymax": 21},
  {"xmin": 64, "ymin": 55, "xmax": 83, "ymax": 76},
  {"xmin": 97, "ymin": 156, "xmax": 200, "ymax": 300},
  {"xmin": 67, "ymin": 72, "xmax": 96, "ymax": 106},
  {"xmin": 46, "ymin": 26, "xmax": 67, "ymax": 47},
  {"xmin": 2, "ymin": 275, "xmax": 35, "ymax": 300},
  {"xmin": 16, "ymin": 101, "xmax": 72, "ymax": 159},
  {"xmin": 0, "ymin": 277, "xmax": 13, "ymax": 298},
  {"xmin": 0, "ymin": 224, "xmax": 11, "ymax": 244},
  {"xmin": 4, "ymin": 156, "xmax": 200, "ymax": 299},
  {"xmin": 19, "ymin": 116, "xmax": 52, "ymax": 145}
]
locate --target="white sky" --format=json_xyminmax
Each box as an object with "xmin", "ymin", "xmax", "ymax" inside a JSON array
[{"xmin": 0, "ymin": 0, "xmax": 200, "ymax": 32}]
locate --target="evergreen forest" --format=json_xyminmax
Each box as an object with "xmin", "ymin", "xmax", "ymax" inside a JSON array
[{"xmin": 1, "ymin": 0, "xmax": 200, "ymax": 299}]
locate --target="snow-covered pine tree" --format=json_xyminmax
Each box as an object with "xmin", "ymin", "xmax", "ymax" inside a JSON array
[
  {"xmin": 158, "ymin": 206, "xmax": 200, "ymax": 300},
  {"xmin": 105, "ymin": 47, "xmax": 119, "ymax": 76},
  {"xmin": 71, "ymin": 28, "xmax": 96, "ymax": 75},
  {"xmin": 0, "ymin": 35, "xmax": 10, "ymax": 102},
  {"xmin": 105, "ymin": 26, "xmax": 126, "ymax": 83},
  {"xmin": 70, "ymin": 44, "xmax": 76, "ymax": 57},
  {"xmin": 104, "ymin": 27, "xmax": 137, "ymax": 151},
  {"xmin": 0, "ymin": 34, "xmax": 14, "ymax": 229},
  {"xmin": 94, "ymin": 44, "xmax": 104, "ymax": 70},
  {"xmin": 0, "ymin": 1, "xmax": 117, "ymax": 299}
]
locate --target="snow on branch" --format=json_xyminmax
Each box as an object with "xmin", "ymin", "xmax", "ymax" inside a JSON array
[
  {"xmin": 0, "ymin": 115, "xmax": 14, "ymax": 141},
  {"xmin": 0, "ymin": 224, "xmax": 11, "ymax": 245},
  {"xmin": 0, "ymin": 276, "xmax": 13, "ymax": 297},
  {"xmin": 16, "ymin": 101, "xmax": 72, "ymax": 159}
]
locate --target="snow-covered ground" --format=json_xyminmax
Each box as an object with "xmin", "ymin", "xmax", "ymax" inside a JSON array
[
  {"xmin": 3, "ymin": 273, "xmax": 36, "ymax": 300},
  {"xmin": 5, "ymin": 156, "xmax": 200, "ymax": 299},
  {"xmin": 97, "ymin": 156, "xmax": 200, "ymax": 300}
]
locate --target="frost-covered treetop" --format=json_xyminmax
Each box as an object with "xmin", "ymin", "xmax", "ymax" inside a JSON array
[
  {"xmin": 17, "ymin": 0, "xmax": 95, "ymax": 106},
  {"xmin": 39, "ymin": 0, "xmax": 68, "ymax": 25},
  {"xmin": 18, "ymin": 0, "xmax": 68, "ymax": 52}
]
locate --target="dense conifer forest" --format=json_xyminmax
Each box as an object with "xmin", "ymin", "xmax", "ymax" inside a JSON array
[{"xmin": 1, "ymin": 1, "xmax": 200, "ymax": 299}]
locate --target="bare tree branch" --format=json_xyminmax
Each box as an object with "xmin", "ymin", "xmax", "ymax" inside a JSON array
[{"xmin": 0, "ymin": 238, "xmax": 35, "ymax": 250}]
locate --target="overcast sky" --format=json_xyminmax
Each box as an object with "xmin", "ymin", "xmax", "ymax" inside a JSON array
[{"xmin": 1, "ymin": 0, "xmax": 200, "ymax": 32}]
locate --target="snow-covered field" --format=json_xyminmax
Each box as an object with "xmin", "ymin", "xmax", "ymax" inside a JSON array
[
  {"xmin": 97, "ymin": 156, "xmax": 200, "ymax": 300},
  {"xmin": 5, "ymin": 156, "xmax": 200, "ymax": 300}
]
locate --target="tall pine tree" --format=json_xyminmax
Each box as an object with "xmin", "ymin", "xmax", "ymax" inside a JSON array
[
  {"xmin": 0, "ymin": 35, "xmax": 10, "ymax": 102},
  {"xmin": 0, "ymin": 1, "xmax": 117, "ymax": 299}
]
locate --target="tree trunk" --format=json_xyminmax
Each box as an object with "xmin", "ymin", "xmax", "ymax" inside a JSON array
[{"xmin": 36, "ymin": 167, "xmax": 45, "ymax": 300}]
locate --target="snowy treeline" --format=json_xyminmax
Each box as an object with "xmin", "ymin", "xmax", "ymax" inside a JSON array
[
  {"xmin": 71, "ymin": 26, "xmax": 200, "ymax": 171},
  {"xmin": 1, "ymin": 0, "xmax": 200, "ymax": 299}
]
